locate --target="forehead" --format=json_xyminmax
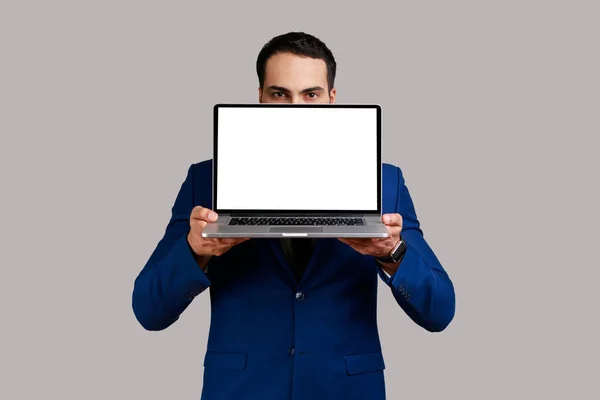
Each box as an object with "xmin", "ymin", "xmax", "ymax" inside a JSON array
[{"xmin": 263, "ymin": 52, "xmax": 329, "ymax": 90}]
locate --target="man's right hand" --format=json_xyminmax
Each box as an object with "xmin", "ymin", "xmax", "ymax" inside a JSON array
[{"xmin": 187, "ymin": 206, "xmax": 249, "ymax": 271}]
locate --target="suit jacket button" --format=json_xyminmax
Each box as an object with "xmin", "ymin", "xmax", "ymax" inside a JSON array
[
  {"xmin": 289, "ymin": 347, "xmax": 295, "ymax": 356},
  {"xmin": 295, "ymin": 292, "xmax": 305, "ymax": 301}
]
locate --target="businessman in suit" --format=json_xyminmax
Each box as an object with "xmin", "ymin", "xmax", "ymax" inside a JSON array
[{"xmin": 132, "ymin": 32, "xmax": 455, "ymax": 399}]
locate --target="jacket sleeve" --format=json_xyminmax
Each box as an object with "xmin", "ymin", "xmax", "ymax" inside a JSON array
[
  {"xmin": 132, "ymin": 164, "xmax": 215, "ymax": 331},
  {"xmin": 375, "ymin": 166, "xmax": 456, "ymax": 332}
]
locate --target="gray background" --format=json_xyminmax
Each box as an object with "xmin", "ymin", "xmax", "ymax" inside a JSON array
[{"xmin": 1, "ymin": 0, "xmax": 598, "ymax": 399}]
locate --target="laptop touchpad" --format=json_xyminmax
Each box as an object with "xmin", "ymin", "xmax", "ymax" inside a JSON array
[{"xmin": 269, "ymin": 227, "xmax": 323, "ymax": 233}]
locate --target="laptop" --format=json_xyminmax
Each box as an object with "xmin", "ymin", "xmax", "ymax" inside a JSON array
[{"xmin": 201, "ymin": 103, "xmax": 389, "ymax": 238}]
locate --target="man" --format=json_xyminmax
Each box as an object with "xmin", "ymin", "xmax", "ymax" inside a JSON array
[{"xmin": 133, "ymin": 32, "xmax": 455, "ymax": 400}]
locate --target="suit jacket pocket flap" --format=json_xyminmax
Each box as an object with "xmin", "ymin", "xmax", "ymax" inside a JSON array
[
  {"xmin": 204, "ymin": 351, "xmax": 247, "ymax": 371},
  {"xmin": 344, "ymin": 352, "xmax": 385, "ymax": 375}
]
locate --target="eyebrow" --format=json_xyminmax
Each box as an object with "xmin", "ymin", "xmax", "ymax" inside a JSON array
[
  {"xmin": 266, "ymin": 85, "xmax": 325, "ymax": 94},
  {"xmin": 300, "ymin": 86, "xmax": 325, "ymax": 93}
]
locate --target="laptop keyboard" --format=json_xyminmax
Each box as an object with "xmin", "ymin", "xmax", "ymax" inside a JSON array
[{"xmin": 228, "ymin": 217, "xmax": 365, "ymax": 226}]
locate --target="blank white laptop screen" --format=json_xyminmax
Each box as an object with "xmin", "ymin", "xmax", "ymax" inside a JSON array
[{"xmin": 216, "ymin": 106, "xmax": 378, "ymax": 211}]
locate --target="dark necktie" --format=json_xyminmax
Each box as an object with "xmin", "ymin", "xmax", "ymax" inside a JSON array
[{"xmin": 290, "ymin": 239, "xmax": 313, "ymax": 282}]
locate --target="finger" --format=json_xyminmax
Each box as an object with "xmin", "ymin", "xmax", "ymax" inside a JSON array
[
  {"xmin": 338, "ymin": 238, "xmax": 353, "ymax": 245},
  {"xmin": 382, "ymin": 213, "xmax": 402, "ymax": 226},
  {"xmin": 339, "ymin": 238, "xmax": 373, "ymax": 248},
  {"xmin": 342, "ymin": 238, "xmax": 373, "ymax": 246},
  {"xmin": 190, "ymin": 206, "xmax": 219, "ymax": 222},
  {"xmin": 351, "ymin": 235, "xmax": 393, "ymax": 248},
  {"xmin": 212, "ymin": 242, "xmax": 233, "ymax": 256},
  {"xmin": 217, "ymin": 241, "xmax": 234, "ymax": 249},
  {"xmin": 340, "ymin": 238, "xmax": 372, "ymax": 251},
  {"xmin": 230, "ymin": 237, "xmax": 251, "ymax": 243},
  {"xmin": 190, "ymin": 218, "xmax": 208, "ymax": 231},
  {"xmin": 371, "ymin": 237, "xmax": 390, "ymax": 242},
  {"xmin": 385, "ymin": 225, "xmax": 402, "ymax": 238},
  {"xmin": 214, "ymin": 237, "xmax": 246, "ymax": 245}
]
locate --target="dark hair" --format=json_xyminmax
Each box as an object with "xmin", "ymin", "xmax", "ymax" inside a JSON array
[{"xmin": 256, "ymin": 32, "xmax": 337, "ymax": 91}]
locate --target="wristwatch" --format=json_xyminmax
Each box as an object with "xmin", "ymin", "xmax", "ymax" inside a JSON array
[{"xmin": 376, "ymin": 236, "xmax": 407, "ymax": 263}]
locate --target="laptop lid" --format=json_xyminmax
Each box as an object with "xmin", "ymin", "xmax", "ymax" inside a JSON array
[{"xmin": 213, "ymin": 104, "xmax": 381, "ymax": 215}]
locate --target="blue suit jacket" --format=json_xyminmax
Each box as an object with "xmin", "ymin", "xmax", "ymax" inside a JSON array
[{"xmin": 132, "ymin": 160, "xmax": 455, "ymax": 400}]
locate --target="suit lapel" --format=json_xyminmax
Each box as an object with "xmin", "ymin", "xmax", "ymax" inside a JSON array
[
  {"xmin": 266, "ymin": 239, "xmax": 297, "ymax": 285},
  {"xmin": 267, "ymin": 238, "xmax": 334, "ymax": 287},
  {"xmin": 299, "ymin": 239, "xmax": 333, "ymax": 286}
]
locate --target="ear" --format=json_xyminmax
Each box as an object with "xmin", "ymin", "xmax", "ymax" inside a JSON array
[
  {"xmin": 258, "ymin": 87, "xmax": 263, "ymax": 103},
  {"xmin": 329, "ymin": 88, "xmax": 337, "ymax": 104}
]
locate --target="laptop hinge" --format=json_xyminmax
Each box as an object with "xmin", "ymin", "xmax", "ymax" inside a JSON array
[{"xmin": 228, "ymin": 212, "xmax": 369, "ymax": 217}]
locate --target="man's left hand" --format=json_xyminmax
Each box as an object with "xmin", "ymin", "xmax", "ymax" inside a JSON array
[{"xmin": 338, "ymin": 213, "xmax": 403, "ymax": 276}]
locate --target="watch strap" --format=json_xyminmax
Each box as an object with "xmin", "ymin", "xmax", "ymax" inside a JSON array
[{"xmin": 376, "ymin": 238, "xmax": 407, "ymax": 263}]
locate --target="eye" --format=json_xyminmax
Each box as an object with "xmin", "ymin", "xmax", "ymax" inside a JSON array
[
  {"xmin": 307, "ymin": 92, "xmax": 318, "ymax": 98},
  {"xmin": 273, "ymin": 92, "xmax": 286, "ymax": 98}
]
